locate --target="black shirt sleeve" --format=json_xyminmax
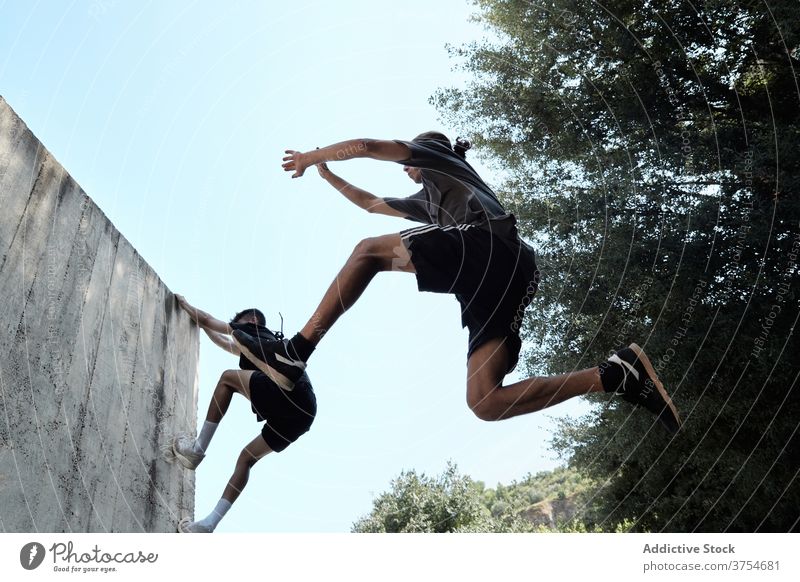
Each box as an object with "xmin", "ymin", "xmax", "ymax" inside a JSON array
[
  {"xmin": 383, "ymin": 189, "xmax": 432, "ymax": 224},
  {"xmin": 393, "ymin": 139, "xmax": 469, "ymax": 173},
  {"xmin": 393, "ymin": 139, "xmax": 509, "ymax": 218}
]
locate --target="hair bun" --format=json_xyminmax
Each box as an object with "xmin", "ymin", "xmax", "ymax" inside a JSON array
[{"xmin": 454, "ymin": 137, "xmax": 472, "ymax": 158}]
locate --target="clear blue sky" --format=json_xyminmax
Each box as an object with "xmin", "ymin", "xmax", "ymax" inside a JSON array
[{"xmin": 1, "ymin": 0, "xmax": 592, "ymax": 532}]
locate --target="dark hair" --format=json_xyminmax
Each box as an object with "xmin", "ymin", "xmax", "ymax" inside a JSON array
[
  {"xmin": 412, "ymin": 131, "xmax": 472, "ymax": 159},
  {"xmin": 230, "ymin": 308, "xmax": 266, "ymax": 326},
  {"xmin": 453, "ymin": 137, "xmax": 472, "ymax": 160}
]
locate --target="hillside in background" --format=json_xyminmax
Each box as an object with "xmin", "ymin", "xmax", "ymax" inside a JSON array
[{"xmin": 352, "ymin": 463, "xmax": 618, "ymax": 533}]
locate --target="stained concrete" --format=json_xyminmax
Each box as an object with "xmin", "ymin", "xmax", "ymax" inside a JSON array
[{"xmin": 0, "ymin": 96, "xmax": 199, "ymax": 532}]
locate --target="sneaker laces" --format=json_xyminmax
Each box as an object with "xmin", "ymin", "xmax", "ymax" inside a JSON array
[
  {"xmin": 161, "ymin": 432, "xmax": 193, "ymax": 462},
  {"xmin": 608, "ymin": 354, "xmax": 641, "ymax": 397},
  {"xmin": 601, "ymin": 357, "xmax": 631, "ymax": 412}
]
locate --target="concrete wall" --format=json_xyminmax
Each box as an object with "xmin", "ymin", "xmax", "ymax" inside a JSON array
[{"xmin": 0, "ymin": 96, "xmax": 199, "ymax": 532}]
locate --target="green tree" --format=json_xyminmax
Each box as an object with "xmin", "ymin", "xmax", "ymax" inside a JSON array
[
  {"xmin": 353, "ymin": 464, "xmax": 598, "ymax": 532},
  {"xmin": 434, "ymin": 0, "xmax": 800, "ymax": 531},
  {"xmin": 352, "ymin": 462, "xmax": 539, "ymax": 532}
]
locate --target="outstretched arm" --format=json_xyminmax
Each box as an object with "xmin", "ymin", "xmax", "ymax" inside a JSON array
[
  {"xmin": 316, "ymin": 162, "xmax": 407, "ymax": 217},
  {"xmin": 282, "ymin": 139, "xmax": 410, "ymax": 178},
  {"xmin": 176, "ymin": 294, "xmax": 232, "ymax": 334},
  {"xmin": 203, "ymin": 329, "xmax": 241, "ymax": 356}
]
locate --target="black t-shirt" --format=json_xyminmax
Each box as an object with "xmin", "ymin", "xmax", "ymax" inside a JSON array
[
  {"xmin": 229, "ymin": 322, "xmax": 312, "ymax": 387},
  {"xmin": 384, "ymin": 139, "xmax": 516, "ymax": 236},
  {"xmin": 384, "ymin": 138, "xmax": 538, "ymax": 284}
]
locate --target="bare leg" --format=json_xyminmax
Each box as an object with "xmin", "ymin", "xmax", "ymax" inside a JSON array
[
  {"xmin": 221, "ymin": 434, "xmax": 272, "ymax": 503},
  {"xmin": 300, "ymin": 233, "xmax": 414, "ymax": 344},
  {"xmin": 179, "ymin": 434, "xmax": 272, "ymax": 532},
  {"xmin": 204, "ymin": 369, "xmax": 254, "ymax": 424},
  {"xmin": 466, "ymin": 337, "xmax": 603, "ymax": 421}
]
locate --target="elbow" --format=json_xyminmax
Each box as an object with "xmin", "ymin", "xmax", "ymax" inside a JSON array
[
  {"xmin": 360, "ymin": 139, "xmax": 377, "ymax": 156},
  {"xmin": 334, "ymin": 139, "xmax": 373, "ymax": 161},
  {"xmin": 359, "ymin": 139, "xmax": 397, "ymax": 160},
  {"xmin": 341, "ymin": 139, "xmax": 404, "ymax": 163},
  {"xmin": 363, "ymin": 196, "xmax": 385, "ymax": 214}
]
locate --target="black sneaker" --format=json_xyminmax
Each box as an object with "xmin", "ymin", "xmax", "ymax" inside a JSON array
[
  {"xmin": 608, "ymin": 343, "xmax": 682, "ymax": 434},
  {"xmin": 231, "ymin": 329, "xmax": 306, "ymax": 391}
]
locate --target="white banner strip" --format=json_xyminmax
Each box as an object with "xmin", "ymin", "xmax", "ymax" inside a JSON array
[{"xmin": 1, "ymin": 533, "xmax": 797, "ymax": 581}]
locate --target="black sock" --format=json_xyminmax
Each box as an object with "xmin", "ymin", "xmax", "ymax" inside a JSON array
[
  {"xmin": 598, "ymin": 359, "xmax": 625, "ymax": 393},
  {"xmin": 287, "ymin": 333, "xmax": 315, "ymax": 362}
]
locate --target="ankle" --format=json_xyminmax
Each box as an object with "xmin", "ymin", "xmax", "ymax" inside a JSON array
[
  {"xmin": 299, "ymin": 326, "xmax": 324, "ymax": 346},
  {"xmin": 195, "ymin": 420, "xmax": 219, "ymax": 453},
  {"xmin": 289, "ymin": 332, "xmax": 316, "ymax": 362},
  {"xmin": 598, "ymin": 359, "xmax": 625, "ymax": 393},
  {"xmin": 195, "ymin": 517, "xmax": 216, "ymax": 531},
  {"xmin": 589, "ymin": 368, "xmax": 604, "ymax": 393},
  {"xmin": 197, "ymin": 498, "xmax": 232, "ymax": 531}
]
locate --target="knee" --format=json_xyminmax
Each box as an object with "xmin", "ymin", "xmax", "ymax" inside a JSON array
[
  {"xmin": 218, "ymin": 370, "xmax": 240, "ymax": 389},
  {"xmin": 236, "ymin": 450, "xmax": 258, "ymax": 470},
  {"xmin": 352, "ymin": 237, "xmax": 379, "ymax": 257},
  {"xmin": 350, "ymin": 237, "xmax": 386, "ymax": 269},
  {"xmin": 466, "ymin": 370, "xmax": 506, "ymax": 421},
  {"xmin": 220, "ymin": 369, "xmax": 238, "ymax": 381},
  {"xmin": 466, "ymin": 390, "xmax": 503, "ymax": 422}
]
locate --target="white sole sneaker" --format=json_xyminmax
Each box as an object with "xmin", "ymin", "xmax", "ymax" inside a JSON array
[
  {"xmin": 170, "ymin": 434, "xmax": 205, "ymax": 470},
  {"xmin": 178, "ymin": 517, "xmax": 212, "ymax": 533}
]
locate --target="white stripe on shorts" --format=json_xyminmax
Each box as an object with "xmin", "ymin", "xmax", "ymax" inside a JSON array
[
  {"xmin": 400, "ymin": 223, "xmax": 442, "ymax": 240},
  {"xmin": 400, "ymin": 223, "xmax": 479, "ymax": 241}
]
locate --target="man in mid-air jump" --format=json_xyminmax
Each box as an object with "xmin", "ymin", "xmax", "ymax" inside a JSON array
[{"xmin": 232, "ymin": 132, "xmax": 680, "ymax": 433}]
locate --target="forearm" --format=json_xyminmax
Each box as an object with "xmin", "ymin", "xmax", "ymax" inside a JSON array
[
  {"xmin": 284, "ymin": 140, "xmax": 409, "ymax": 178},
  {"xmin": 178, "ymin": 297, "xmax": 231, "ymax": 334},
  {"xmin": 190, "ymin": 307, "xmax": 212, "ymax": 327},
  {"xmin": 192, "ymin": 308, "xmax": 225, "ymax": 332},
  {"xmin": 204, "ymin": 329, "xmax": 239, "ymax": 355},
  {"xmin": 305, "ymin": 139, "xmax": 407, "ymax": 165},
  {"xmin": 323, "ymin": 172, "xmax": 380, "ymax": 211},
  {"xmin": 304, "ymin": 139, "xmax": 369, "ymax": 165}
]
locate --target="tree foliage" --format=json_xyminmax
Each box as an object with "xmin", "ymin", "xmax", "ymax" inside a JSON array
[
  {"xmin": 432, "ymin": 0, "xmax": 800, "ymax": 531},
  {"xmin": 352, "ymin": 462, "xmax": 492, "ymax": 533},
  {"xmin": 352, "ymin": 463, "xmax": 599, "ymax": 533}
]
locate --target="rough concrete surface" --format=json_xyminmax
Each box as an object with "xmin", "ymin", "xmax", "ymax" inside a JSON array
[{"xmin": 0, "ymin": 96, "xmax": 199, "ymax": 532}]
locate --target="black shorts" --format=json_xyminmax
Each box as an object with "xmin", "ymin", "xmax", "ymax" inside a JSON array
[
  {"xmin": 248, "ymin": 372, "xmax": 316, "ymax": 452},
  {"xmin": 401, "ymin": 223, "xmax": 539, "ymax": 373}
]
